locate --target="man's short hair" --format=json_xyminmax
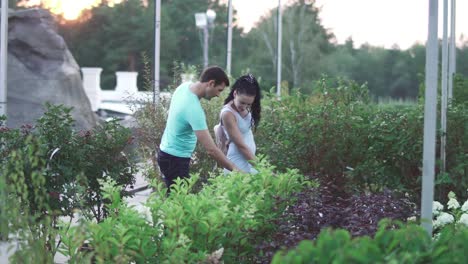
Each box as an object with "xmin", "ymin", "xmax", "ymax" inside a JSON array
[{"xmin": 199, "ymin": 66, "xmax": 230, "ymax": 87}]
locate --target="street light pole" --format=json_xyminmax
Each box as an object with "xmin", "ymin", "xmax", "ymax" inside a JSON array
[
  {"xmin": 421, "ymin": 0, "xmax": 439, "ymax": 236},
  {"xmin": 448, "ymin": 0, "xmax": 456, "ymax": 100},
  {"xmin": 276, "ymin": 0, "xmax": 282, "ymax": 98},
  {"xmin": 203, "ymin": 25, "xmax": 209, "ymax": 68},
  {"xmin": 153, "ymin": 0, "xmax": 161, "ymax": 105},
  {"xmin": 440, "ymin": 0, "xmax": 448, "ymax": 172},
  {"xmin": 0, "ymin": 0, "xmax": 8, "ymax": 118},
  {"xmin": 195, "ymin": 10, "xmax": 216, "ymax": 69},
  {"xmin": 226, "ymin": 0, "xmax": 233, "ymax": 75}
]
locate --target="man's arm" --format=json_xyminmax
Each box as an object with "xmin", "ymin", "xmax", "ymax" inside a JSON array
[{"xmin": 195, "ymin": 129, "xmax": 239, "ymax": 172}]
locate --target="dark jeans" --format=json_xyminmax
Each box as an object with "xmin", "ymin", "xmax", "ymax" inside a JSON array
[{"xmin": 157, "ymin": 150, "xmax": 191, "ymax": 192}]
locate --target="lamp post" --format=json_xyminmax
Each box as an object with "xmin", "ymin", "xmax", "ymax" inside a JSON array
[
  {"xmin": 0, "ymin": 0, "xmax": 8, "ymax": 118},
  {"xmin": 195, "ymin": 9, "xmax": 216, "ymax": 68},
  {"xmin": 421, "ymin": 0, "xmax": 439, "ymax": 236},
  {"xmin": 154, "ymin": 0, "xmax": 161, "ymax": 105},
  {"xmin": 226, "ymin": 0, "xmax": 233, "ymax": 75},
  {"xmin": 276, "ymin": 0, "xmax": 282, "ymax": 98}
]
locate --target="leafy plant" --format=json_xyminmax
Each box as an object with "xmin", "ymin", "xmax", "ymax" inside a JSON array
[
  {"xmin": 1, "ymin": 104, "xmax": 137, "ymax": 225},
  {"xmin": 430, "ymin": 191, "xmax": 468, "ymax": 236},
  {"xmin": 60, "ymin": 159, "xmax": 313, "ymax": 263},
  {"xmin": 1, "ymin": 136, "xmax": 58, "ymax": 262},
  {"xmin": 272, "ymin": 219, "xmax": 468, "ymax": 264},
  {"xmin": 256, "ymin": 76, "xmax": 467, "ymax": 202},
  {"xmin": 59, "ymin": 177, "xmax": 161, "ymax": 264},
  {"xmin": 272, "ymin": 221, "xmax": 433, "ymax": 264}
]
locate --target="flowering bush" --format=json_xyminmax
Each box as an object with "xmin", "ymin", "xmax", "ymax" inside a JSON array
[{"xmin": 433, "ymin": 191, "xmax": 468, "ymax": 230}]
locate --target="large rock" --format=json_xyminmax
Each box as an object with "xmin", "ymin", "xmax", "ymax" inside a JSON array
[{"xmin": 6, "ymin": 8, "xmax": 97, "ymax": 129}]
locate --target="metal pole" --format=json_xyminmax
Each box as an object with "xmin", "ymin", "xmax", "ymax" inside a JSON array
[
  {"xmin": 0, "ymin": 0, "xmax": 8, "ymax": 118},
  {"xmin": 421, "ymin": 0, "xmax": 439, "ymax": 236},
  {"xmin": 448, "ymin": 0, "xmax": 456, "ymax": 100},
  {"xmin": 203, "ymin": 26, "xmax": 209, "ymax": 68},
  {"xmin": 440, "ymin": 0, "xmax": 448, "ymax": 172},
  {"xmin": 0, "ymin": 1, "xmax": 7, "ymax": 239},
  {"xmin": 153, "ymin": 0, "xmax": 161, "ymax": 105},
  {"xmin": 276, "ymin": 0, "xmax": 282, "ymax": 98},
  {"xmin": 226, "ymin": 0, "xmax": 233, "ymax": 75}
]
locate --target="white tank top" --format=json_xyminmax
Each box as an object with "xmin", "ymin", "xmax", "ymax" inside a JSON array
[{"xmin": 221, "ymin": 104, "xmax": 257, "ymax": 174}]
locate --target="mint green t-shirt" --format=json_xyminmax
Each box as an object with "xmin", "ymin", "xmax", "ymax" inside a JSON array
[{"xmin": 160, "ymin": 82, "xmax": 208, "ymax": 158}]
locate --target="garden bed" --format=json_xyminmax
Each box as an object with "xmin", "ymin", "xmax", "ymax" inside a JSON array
[{"xmin": 256, "ymin": 174, "xmax": 418, "ymax": 263}]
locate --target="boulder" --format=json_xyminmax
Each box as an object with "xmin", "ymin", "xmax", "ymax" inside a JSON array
[{"xmin": 5, "ymin": 8, "xmax": 97, "ymax": 129}]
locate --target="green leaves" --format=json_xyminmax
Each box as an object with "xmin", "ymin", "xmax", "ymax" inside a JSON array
[
  {"xmin": 272, "ymin": 221, "xmax": 436, "ymax": 264},
  {"xmin": 59, "ymin": 160, "xmax": 310, "ymax": 262},
  {"xmin": 0, "ymin": 103, "xmax": 138, "ymax": 261},
  {"xmin": 256, "ymin": 76, "xmax": 467, "ymax": 202}
]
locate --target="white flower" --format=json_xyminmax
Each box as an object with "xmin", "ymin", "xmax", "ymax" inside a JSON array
[
  {"xmin": 447, "ymin": 198, "xmax": 460, "ymax": 210},
  {"xmin": 433, "ymin": 201, "xmax": 444, "ymax": 215},
  {"xmin": 407, "ymin": 216, "xmax": 417, "ymax": 222},
  {"xmin": 461, "ymin": 200, "xmax": 468, "ymax": 212},
  {"xmin": 434, "ymin": 212, "xmax": 454, "ymax": 228},
  {"xmin": 457, "ymin": 213, "xmax": 468, "ymax": 227}
]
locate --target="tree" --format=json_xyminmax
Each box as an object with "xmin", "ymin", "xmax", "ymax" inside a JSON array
[
  {"xmin": 57, "ymin": 0, "xmax": 238, "ymax": 90},
  {"xmin": 242, "ymin": 0, "xmax": 333, "ymax": 90},
  {"xmin": 58, "ymin": 0, "xmax": 153, "ymax": 89}
]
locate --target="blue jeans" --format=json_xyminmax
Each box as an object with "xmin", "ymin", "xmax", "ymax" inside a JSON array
[{"xmin": 157, "ymin": 150, "xmax": 191, "ymax": 192}]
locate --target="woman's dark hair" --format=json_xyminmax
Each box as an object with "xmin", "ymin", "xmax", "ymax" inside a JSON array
[{"xmin": 224, "ymin": 74, "xmax": 261, "ymax": 130}]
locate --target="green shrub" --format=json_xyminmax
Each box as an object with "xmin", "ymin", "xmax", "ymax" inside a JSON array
[
  {"xmin": 431, "ymin": 225, "xmax": 468, "ymax": 263},
  {"xmin": 257, "ymin": 78, "xmax": 372, "ymax": 174},
  {"xmin": 272, "ymin": 220, "xmax": 435, "ymax": 264},
  {"xmin": 0, "ymin": 104, "xmax": 137, "ymax": 223},
  {"xmin": 273, "ymin": 222, "xmax": 468, "ymax": 264},
  {"xmin": 351, "ymin": 104, "xmax": 423, "ymax": 193},
  {"xmin": 257, "ymin": 76, "xmax": 467, "ymax": 201},
  {"xmin": 0, "ymin": 136, "xmax": 58, "ymax": 262},
  {"xmin": 452, "ymin": 74, "xmax": 468, "ymax": 107},
  {"xmin": 58, "ymin": 178, "xmax": 160, "ymax": 264},
  {"xmin": 60, "ymin": 159, "xmax": 315, "ymax": 263},
  {"xmin": 439, "ymin": 103, "xmax": 468, "ymax": 200},
  {"xmin": 149, "ymin": 159, "xmax": 311, "ymax": 262}
]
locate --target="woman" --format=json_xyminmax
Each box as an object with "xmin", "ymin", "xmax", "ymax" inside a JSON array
[{"xmin": 220, "ymin": 74, "xmax": 261, "ymax": 174}]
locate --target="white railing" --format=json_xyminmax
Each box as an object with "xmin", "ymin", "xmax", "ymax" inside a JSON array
[{"xmin": 81, "ymin": 67, "xmax": 170, "ymax": 114}]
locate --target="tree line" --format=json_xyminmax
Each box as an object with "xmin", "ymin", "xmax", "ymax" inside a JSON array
[{"xmin": 9, "ymin": 0, "xmax": 468, "ymax": 100}]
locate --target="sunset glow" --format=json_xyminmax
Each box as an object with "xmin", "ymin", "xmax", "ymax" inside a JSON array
[{"xmin": 18, "ymin": 0, "xmax": 125, "ymax": 20}]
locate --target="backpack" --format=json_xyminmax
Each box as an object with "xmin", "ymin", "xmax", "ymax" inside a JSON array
[{"xmin": 214, "ymin": 121, "xmax": 230, "ymax": 155}]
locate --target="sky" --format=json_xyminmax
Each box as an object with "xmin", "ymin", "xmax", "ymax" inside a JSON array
[
  {"xmin": 233, "ymin": 0, "xmax": 468, "ymax": 50},
  {"xmin": 16, "ymin": 0, "xmax": 468, "ymax": 50}
]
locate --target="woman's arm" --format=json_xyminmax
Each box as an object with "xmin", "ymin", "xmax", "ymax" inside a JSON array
[
  {"xmin": 195, "ymin": 129, "xmax": 240, "ymax": 172},
  {"xmin": 221, "ymin": 111, "xmax": 256, "ymax": 161}
]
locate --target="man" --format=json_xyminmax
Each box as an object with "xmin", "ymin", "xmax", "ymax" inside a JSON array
[{"xmin": 158, "ymin": 66, "xmax": 239, "ymax": 191}]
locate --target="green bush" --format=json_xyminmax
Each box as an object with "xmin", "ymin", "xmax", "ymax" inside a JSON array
[
  {"xmin": 257, "ymin": 76, "xmax": 467, "ymax": 201},
  {"xmin": 257, "ymin": 78, "xmax": 372, "ymax": 174},
  {"xmin": 439, "ymin": 103, "xmax": 468, "ymax": 200},
  {"xmin": 0, "ymin": 104, "xmax": 137, "ymax": 223},
  {"xmin": 58, "ymin": 178, "xmax": 160, "ymax": 264},
  {"xmin": 452, "ymin": 74, "xmax": 468, "ymax": 107},
  {"xmin": 1, "ymin": 136, "xmax": 58, "ymax": 262},
  {"xmin": 272, "ymin": 220, "xmax": 468, "ymax": 264},
  {"xmin": 59, "ymin": 159, "xmax": 315, "ymax": 263},
  {"xmin": 273, "ymin": 222, "xmax": 468, "ymax": 264}
]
